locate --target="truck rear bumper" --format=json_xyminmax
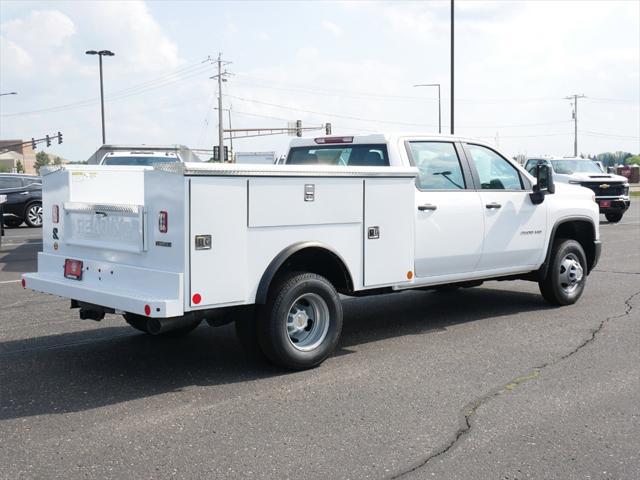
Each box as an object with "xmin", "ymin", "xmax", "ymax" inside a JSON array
[{"xmin": 22, "ymin": 253, "xmax": 184, "ymax": 318}]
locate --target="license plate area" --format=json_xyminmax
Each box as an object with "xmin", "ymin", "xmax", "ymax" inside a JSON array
[
  {"xmin": 599, "ymin": 200, "xmax": 611, "ymax": 208},
  {"xmin": 64, "ymin": 259, "xmax": 84, "ymax": 280}
]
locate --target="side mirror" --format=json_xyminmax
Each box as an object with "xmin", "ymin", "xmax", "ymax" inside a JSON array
[
  {"xmin": 536, "ymin": 164, "xmax": 555, "ymax": 194},
  {"xmin": 530, "ymin": 164, "xmax": 555, "ymax": 204}
]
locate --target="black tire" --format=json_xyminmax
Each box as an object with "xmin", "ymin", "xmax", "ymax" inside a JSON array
[
  {"xmin": 123, "ymin": 313, "xmax": 201, "ymax": 337},
  {"xmin": 257, "ymin": 272, "xmax": 342, "ymax": 370},
  {"xmin": 539, "ymin": 239, "xmax": 587, "ymax": 306},
  {"xmin": 3, "ymin": 216, "xmax": 22, "ymax": 228},
  {"xmin": 605, "ymin": 212, "xmax": 623, "ymax": 223},
  {"xmin": 24, "ymin": 202, "xmax": 43, "ymax": 228}
]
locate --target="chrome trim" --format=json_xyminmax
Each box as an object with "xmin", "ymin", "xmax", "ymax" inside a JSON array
[
  {"xmin": 154, "ymin": 162, "xmax": 418, "ymax": 178},
  {"xmin": 64, "ymin": 202, "xmax": 142, "ymax": 214}
]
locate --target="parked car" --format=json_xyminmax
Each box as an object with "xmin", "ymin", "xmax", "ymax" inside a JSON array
[
  {"xmin": 524, "ymin": 157, "xmax": 630, "ymax": 223},
  {"xmin": 24, "ymin": 134, "xmax": 601, "ymax": 370},
  {"xmin": 0, "ymin": 173, "xmax": 43, "ymax": 228}
]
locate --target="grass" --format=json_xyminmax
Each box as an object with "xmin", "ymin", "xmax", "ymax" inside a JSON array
[{"xmin": 630, "ymin": 191, "xmax": 640, "ymax": 197}]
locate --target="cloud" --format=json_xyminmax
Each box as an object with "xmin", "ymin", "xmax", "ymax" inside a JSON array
[{"xmin": 321, "ymin": 20, "xmax": 342, "ymax": 37}]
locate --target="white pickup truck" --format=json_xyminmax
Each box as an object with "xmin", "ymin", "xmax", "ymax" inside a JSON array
[{"xmin": 23, "ymin": 134, "xmax": 601, "ymax": 370}]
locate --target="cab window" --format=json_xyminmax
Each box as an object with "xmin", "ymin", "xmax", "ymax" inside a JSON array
[
  {"xmin": 407, "ymin": 142, "xmax": 466, "ymax": 190},
  {"xmin": 467, "ymin": 144, "xmax": 523, "ymax": 190}
]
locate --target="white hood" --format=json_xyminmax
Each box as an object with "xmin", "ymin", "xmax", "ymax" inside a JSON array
[{"xmin": 554, "ymin": 172, "xmax": 628, "ymax": 184}]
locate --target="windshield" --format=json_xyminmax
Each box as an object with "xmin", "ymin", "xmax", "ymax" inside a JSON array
[{"xmin": 550, "ymin": 160, "xmax": 602, "ymax": 174}]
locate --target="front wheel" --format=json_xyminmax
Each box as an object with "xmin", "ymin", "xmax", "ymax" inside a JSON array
[
  {"xmin": 605, "ymin": 212, "xmax": 623, "ymax": 223},
  {"xmin": 539, "ymin": 239, "xmax": 587, "ymax": 306},
  {"xmin": 24, "ymin": 202, "xmax": 43, "ymax": 227},
  {"xmin": 258, "ymin": 272, "xmax": 343, "ymax": 370}
]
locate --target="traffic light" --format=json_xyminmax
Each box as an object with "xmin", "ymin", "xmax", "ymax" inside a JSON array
[
  {"xmin": 223, "ymin": 146, "xmax": 229, "ymax": 162},
  {"xmin": 325, "ymin": 123, "xmax": 332, "ymax": 135},
  {"xmin": 46, "ymin": 135, "xmax": 51, "ymax": 147},
  {"xmin": 31, "ymin": 138, "xmax": 36, "ymax": 150},
  {"xmin": 213, "ymin": 146, "xmax": 219, "ymax": 161},
  {"xmin": 296, "ymin": 120, "xmax": 302, "ymax": 137},
  {"xmin": 57, "ymin": 131, "xmax": 63, "ymax": 144}
]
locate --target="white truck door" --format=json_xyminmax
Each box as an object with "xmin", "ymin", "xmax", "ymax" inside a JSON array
[
  {"xmin": 464, "ymin": 143, "xmax": 547, "ymax": 270},
  {"xmin": 407, "ymin": 141, "xmax": 485, "ymax": 278}
]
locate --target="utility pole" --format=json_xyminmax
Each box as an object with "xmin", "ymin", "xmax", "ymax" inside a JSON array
[
  {"xmin": 210, "ymin": 53, "xmax": 232, "ymax": 162},
  {"xmin": 565, "ymin": 94, "xmax": 585, "ymax": 156},
  {"xmin": 450, "ymin": 0, "xmax": 454, "ymax": 135}
]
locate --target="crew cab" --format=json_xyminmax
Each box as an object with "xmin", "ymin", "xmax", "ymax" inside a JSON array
[
  {"xmin": 23, "ymin": 135, "xmax": 601, "ymax": 370},
  {"xmin": 525, "ymin": 157, "xmax": 630, "ymax": 223}
]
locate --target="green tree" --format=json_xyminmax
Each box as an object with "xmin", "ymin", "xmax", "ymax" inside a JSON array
[
  {"xmin": 53, "ymin": 156, "xmax": 63, "ymax": 166},
  {"xmin": 16, "ymin": 160, "xmax": 25, "ymax": 173},
  {"xmin": 35, "ymin": 151, "xmax": 51, "ymax": 173},
  {"xmin": 626, "ymin": 155, "xmax": 640, "ymax": 166}
]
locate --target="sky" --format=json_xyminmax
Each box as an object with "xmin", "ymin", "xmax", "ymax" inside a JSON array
[{"xmin": 0, "ymin": 0, "xmax": 638, "ymax": 162}]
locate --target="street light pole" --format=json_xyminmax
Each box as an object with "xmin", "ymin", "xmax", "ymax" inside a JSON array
[
  {"xmin": 413, "ymin": 84, "xmax": 441, "ymax": 134},
  {"xmin": 450, "ymin": 0, "xmax": 455, "ymax": 135},
  {"xmin": 86, "ymin": 50, "xmax": 115, "ymax": 145}
]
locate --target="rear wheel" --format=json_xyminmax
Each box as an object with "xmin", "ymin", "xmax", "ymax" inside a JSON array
[
  {"xmin": 258, "ymin": 272, "xmax": 342, "ymax": 370},
  {"xmin": 539, "ymin": 239, "xmax": 587, "ymax": 306},
  {"xmin": 605, "ymin": 212, "xmax": 623, "ymax": 223},
  {"xmin": 24, "ymin": 202, "xmax": 43, "ymax": 227},
  {"xmin": 123, "ymin": 313, "xmax": 200, "ymax": 337}
]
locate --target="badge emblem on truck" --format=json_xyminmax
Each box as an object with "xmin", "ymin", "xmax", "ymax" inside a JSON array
[
  {"xmin": 599, "ymin": 184, "xmax": 610, "ymax": 189},
  {"xmin": 304, "ymin": 184, "xmax": 315, "ymax": 202}
]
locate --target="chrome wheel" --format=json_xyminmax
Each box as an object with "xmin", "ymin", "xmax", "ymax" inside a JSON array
[
  {"xmin": 558, "ymin": 253, "xmax": 584, "ymax": 294},
  {"xmin": 26, "ymin": 204, "xmax": 43, "ymax": 227},
  {"xmin": 286, "ymin": 293, "xmax": 330, "ymax": 351}
]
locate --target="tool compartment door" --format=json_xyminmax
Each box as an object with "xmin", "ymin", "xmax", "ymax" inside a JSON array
[
  {"xmin": 364, "ymin": 178, "xmax": 415, "ymax": 287},
  {"xmin": 189, "ymin": 177, "xmax": 247, "ymax": 307}
]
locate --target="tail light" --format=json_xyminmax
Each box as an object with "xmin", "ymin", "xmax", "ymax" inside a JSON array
[
  {"xmin": 52, "ymin": 204, "xmax": 59, "ymax": 224},
  {"xmin": 158, "ymin": 211, "xmax": 168, "ymax": 233}
]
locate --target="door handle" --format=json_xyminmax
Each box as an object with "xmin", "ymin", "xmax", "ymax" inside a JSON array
[
  {"xmin": 485, "ymin": 202, "xmax": 502, "ymax": 209},
  {"xmin": 20, "ymin": 191, "xmax": 29, "ymax": 195},
  {"xmin": 418, "ymin": 203, "xmax": 438, "ymax": 211}
]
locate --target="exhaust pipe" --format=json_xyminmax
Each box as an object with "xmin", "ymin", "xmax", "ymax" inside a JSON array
[{"xmin": 146, "ymin": 314, "xmax": 199, "ymax": 335}]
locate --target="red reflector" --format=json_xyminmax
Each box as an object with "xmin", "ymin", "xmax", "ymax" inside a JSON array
[
  {"xmin": 314, "ymin": 136, "xmax": 354, "ymax": 144},
  {"xmin": 158, "ymin": 211, "xmax": 168, "ymax": 233},
  {"xmin": 52, "ymin": 205, "xmax": 59, "ymax": 224},
  {"xmin": 144, "ymin": 305, "xmax": 151, "ymax": 316},
  {"xmin": 21, "ymin": 278, "xmax": 26, "ymax": 289},
  {"xmin": 64, "ymin": 259, "xmax": 83, "ymax": 280},
  {"xmin": 192, "ymin": 293, "xmax": 201, "ymax": 305}
]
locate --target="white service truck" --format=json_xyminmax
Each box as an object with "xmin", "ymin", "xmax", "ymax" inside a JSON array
[{"xmin": 23, "ymin": 134, "xmax": 601, "ymax": 370}]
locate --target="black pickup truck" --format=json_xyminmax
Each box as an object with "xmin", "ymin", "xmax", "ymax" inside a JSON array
[{"xmin": 0, "ymin": 174, "xmax": 43, "ymax": 228}]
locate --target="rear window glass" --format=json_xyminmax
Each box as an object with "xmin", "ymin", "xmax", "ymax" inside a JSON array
[
  {"xmin": 101, "ymin": 156, "xmax": 180, "ymax": 166},
  {"xmin": 286, "ymin": 144, "xmax": 389, "ymax": 167}
]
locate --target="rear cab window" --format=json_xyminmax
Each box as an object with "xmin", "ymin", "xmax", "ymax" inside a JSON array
[{"xmin": 286, "ymin": 144, "xmax": 389, "ymax": 166}]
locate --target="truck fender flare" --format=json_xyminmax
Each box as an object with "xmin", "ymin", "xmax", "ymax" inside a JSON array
[
  {"xmin": 255, "ymin": 241, "xmax": 352, "ymax": 304},
  {"xmin": 539, "ymin": 215, "xmax": 596, "ymax": 279}
]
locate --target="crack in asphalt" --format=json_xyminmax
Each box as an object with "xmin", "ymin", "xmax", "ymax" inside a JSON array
[{"xmin": 389, "ymin": 289, "xmax": 640, "ymax": 480}]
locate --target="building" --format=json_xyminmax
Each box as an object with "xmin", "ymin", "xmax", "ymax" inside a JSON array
[{"xmin": 0, "ymin": 139, "xmax": 37, "ymax": 173}]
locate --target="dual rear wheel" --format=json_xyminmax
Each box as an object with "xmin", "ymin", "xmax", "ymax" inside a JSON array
[{"xmin": 236, "ymin": 272, "xmax": 343, "ymax": 370}]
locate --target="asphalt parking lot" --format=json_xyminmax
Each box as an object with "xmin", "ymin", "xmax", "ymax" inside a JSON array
[{"xmin": 1, "ymin": 207, "xmax": 638, "ymax": 480}]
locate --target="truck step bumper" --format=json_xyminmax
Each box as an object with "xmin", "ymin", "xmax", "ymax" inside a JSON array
[{"xmin": 22, "ymin": 253, "xmax": 184, "ymax": 318}]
